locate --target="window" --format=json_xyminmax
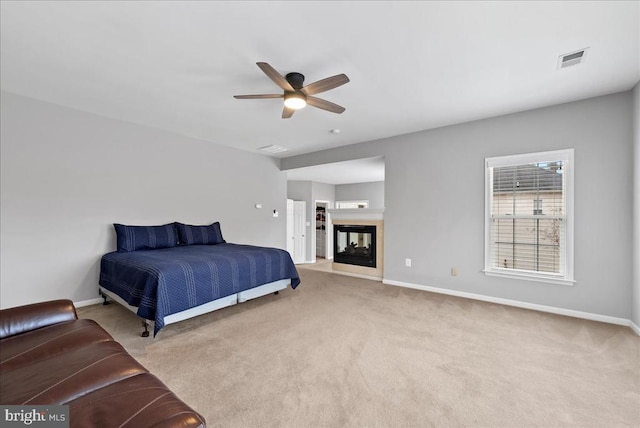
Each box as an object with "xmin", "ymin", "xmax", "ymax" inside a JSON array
[
  {"xmin": 335, "ymin": 200, "xmax": 369, "ymax": 209},
  {"xmin": 484, "ymin": 149, "xmax": 574, "ymax": 285},
  {"xmin": 533, "ymin": 199, "xmax": 543, "ymax": 215}
]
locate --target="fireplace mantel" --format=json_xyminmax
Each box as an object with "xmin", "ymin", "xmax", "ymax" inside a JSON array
[{"xmin": 327, "ymin": 208, "xmax": 384, "ymax": 221}]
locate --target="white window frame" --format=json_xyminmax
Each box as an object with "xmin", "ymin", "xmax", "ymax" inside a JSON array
[
  {"xmin": 484, "ymin": 149, "xmax": 575, "ymax": 286},
  {"xmin": 335, "ymin": 200, "xmax": 369, "ymax": 209}
]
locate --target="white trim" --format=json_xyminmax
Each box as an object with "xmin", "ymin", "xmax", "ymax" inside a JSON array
[
  {"xmin": 333, "ymin": 270, "xmax": 382, "ymax": 282},
  {"xmin": 334, "ymin": 200, "xmax": 370, "ymax": 209},
  {"xmin": 74, "ymin": 297, "xmax": 103, "ymax": 308},
  {"xmin": 484, "ymin": 148, "xmax": 574, "ymax": 283},
  {"xmin": 79, "ymin": 281, "xmax": 640, "ymax": 337},
  {"xmin": 164, "ymin": 294, "xmax": 237, "ymax": 325},
  {"xmin": 237, "ymin": 279, "xmax": 289, "ymax": 303},
  {"xmin": 383, "ymin": 278, "xmax": 633, "ymax": 328},
  {"xmin": 98, "ymin": 278, "xmax": 292, "ymax": 328},
  {"xmin": 565, "ymin": 149, "xmax": 575, "ymax": 281},
  {"xmin": 486, "ymin": 149, "xmax": 573, "ymax": 168},
  {"xmin": 315, "ymin": 199, "xmax": 332, "ymax": 260},
  {"xmin": 630, "ymin": 321, "xmax": 640, "ymax": 336},
  {"xmin": 99, "ymin": 287, "xmax": 147, "ymax": 317},
  {"xmin": 100, "ymin": 287, "xmax": 239, "ymax": 326},
  {"xmin": 483, "ymin": 269, "xmax": 576, "ymax": 286}
]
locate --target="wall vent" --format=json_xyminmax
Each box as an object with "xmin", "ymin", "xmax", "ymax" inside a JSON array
[
  {"xmin": 258, "ymin": 144, "xmax": 288, "ymax": 154},
  {"xmin": 557, "ymin": 48, "xmax": 589, "ymax": 69}
]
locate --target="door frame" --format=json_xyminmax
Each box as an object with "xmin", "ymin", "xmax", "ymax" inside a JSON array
[
  {"xmin": 288, "ymin": 199, "xmax": 307, "ymax": 264},
  {"xmin": 314, "ymin": 200, "xmax": 332, "ymax": 261}
]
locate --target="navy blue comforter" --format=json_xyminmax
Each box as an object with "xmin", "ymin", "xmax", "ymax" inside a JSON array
[{"xmin": 99, "ymin": 243, "xmax": 300, "ymax": 335}]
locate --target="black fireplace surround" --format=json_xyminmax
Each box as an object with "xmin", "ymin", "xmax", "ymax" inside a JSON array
[{"xmin": 334, "ymin": 224, "xmax": 376, "ymax": 268}]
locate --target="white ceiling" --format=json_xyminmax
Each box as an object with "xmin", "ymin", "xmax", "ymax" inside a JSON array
[{"xmin": 1, "ymin": 1, "xmax": 639, "ymax": 184}]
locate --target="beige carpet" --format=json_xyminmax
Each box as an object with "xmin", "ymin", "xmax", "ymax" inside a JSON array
[{"xmin": 78, "ymin": 268, "xmax": 640, "ymax": 428}]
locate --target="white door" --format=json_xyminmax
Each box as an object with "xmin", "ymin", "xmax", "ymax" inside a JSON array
[
  {"xmin": 286, "ymin": 199, "xmax": 295, "ymax": 258},
  {"xmin": 292, "ymin": 200, "xmax": 306, "ymax": 264}
]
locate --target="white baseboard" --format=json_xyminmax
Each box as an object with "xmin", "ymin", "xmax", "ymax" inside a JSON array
[
  {"xmin": 74, "ymin": 297, "xmax": 103, "ymax": 308},
  {"xmin": 332, "ymin": 270, "xmax": 382, "ymax": 282},
  {"xmin": 630, "ymin": 320, "xmax": 640, "ymax": 336},
  {"xmin": 383, "ymin": 278, "xmax": 639, "ymax": 335},
  {"xmin": 76, "ymin": 281, "xmax": 640, "ymax": 337}
]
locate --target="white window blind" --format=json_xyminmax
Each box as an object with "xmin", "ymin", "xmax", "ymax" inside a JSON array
[{"xmin": 484, "ymin": 149, "xmax": 574, "ymax": 285}]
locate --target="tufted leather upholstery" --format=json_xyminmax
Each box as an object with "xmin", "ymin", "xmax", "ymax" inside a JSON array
[{"xmin": 0, "ymin": 300, "xmax": 205, "ymax": 428}]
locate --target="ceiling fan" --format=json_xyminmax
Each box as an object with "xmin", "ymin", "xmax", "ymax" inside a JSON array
[{"xmin": 234, "ymin": 62, "xmax": 350, "ymax": 119}]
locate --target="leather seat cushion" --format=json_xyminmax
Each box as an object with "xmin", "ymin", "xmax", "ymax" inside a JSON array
[
  {"xmin": 67, "ymin": 373, "xmax": 206, "ymax": 428},
  {"xmin": 0, "ymin": 341, "xmax": 148, "ymax": 405},
  {"xmin": 0, "ymin": 319, "xmax": 113, "ymax": 372}
]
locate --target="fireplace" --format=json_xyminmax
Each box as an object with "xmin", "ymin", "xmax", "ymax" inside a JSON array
[{"xmin": 334, "ymin": 224, "xmax": 376, "ymax": 268}]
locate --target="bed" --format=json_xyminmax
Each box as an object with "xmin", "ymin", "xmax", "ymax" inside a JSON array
[{"xmin": 98, "ymin": 222, "xmax": 300, "ymax": 336}]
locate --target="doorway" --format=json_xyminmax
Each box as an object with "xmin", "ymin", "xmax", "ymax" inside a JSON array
[
  {"xmin": 287, "ymin": 199, "xmax": 306, "ymax": 264},
  {"xmin": 315, "ymin": 201, "xmax": 331, "ymax": 260}
]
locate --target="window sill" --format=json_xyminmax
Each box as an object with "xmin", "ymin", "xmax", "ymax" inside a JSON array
[{"xmin": 483, "ymin": 269, "xmax": 575, "ymax": 286}]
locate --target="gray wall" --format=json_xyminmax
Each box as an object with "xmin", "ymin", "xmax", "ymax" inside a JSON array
[
  {"xmin": 633, "ymin": 83, "xmax": 640, "ymax": 328},
  {"xmin": 335, "ymin": 181, "xmax": 385, "ymax": 209},
  {"xmin": 1, "ymin": 91, "xmax": 288, "ymax": 308},
  {"xmin": 313, "ymin": 181, "xmax": 336, "ymax": 207},
  {"xmin": 283, "ymin": 91, "xmax": 634, "ymax": 320}
]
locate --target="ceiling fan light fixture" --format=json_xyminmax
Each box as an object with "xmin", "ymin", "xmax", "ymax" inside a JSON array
[
  {"xmin": 234, "ymin": 63, "xmax": 349, "ymax": 118},
  {"xmin": 284, "ymin": 92, "xmax": 307, "ymax": 110}
]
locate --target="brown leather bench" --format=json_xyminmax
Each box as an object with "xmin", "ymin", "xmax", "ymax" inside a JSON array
[{"xmin": 0, "ymin": 299, "xmax": 205, "ymax": 427}]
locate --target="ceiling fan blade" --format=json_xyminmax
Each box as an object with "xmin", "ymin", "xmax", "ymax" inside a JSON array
[
  {"xmin": 282, "ymin": 106, "xmax": 295, "ymax": 119},
  {"xmin": 301, "ymin": 74, "xmax": 350, "ymax": 96},
  {"xmin": 257, "ymin": 62, "xmax": 294, "ymax": 92},
  {"xmin": 234, "ymin": 94, "xmax": 283, "ymax": 99},
  {"xmin": 306, "ymin": 96, "xmax": 346, "ymax": 114}
]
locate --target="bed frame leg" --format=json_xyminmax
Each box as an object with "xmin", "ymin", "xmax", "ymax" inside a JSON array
[
  {"xmin": 141, "ymin": 321, "xmax": 150, "ymax": 337},
  {"xmin": 274, "ymin": 291, "xmax": 279, "ymax": 295},
  {"xmin": 99, "ymin": 290, "xmax": 110, "ymax": 306}
]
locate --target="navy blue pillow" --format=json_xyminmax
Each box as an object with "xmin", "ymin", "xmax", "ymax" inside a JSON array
[
  {"xmin": 176, "ymin": 222, "xmax": 225, "ymax": 245},
  {"xmin": 114, "ymin": 223, "xmax": 178, "ymax": 252}
]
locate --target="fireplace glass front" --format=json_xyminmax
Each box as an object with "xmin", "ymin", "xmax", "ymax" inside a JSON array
[{"xmin": 333, "ymin": 225, "xmax": 376, "ymax": 268}]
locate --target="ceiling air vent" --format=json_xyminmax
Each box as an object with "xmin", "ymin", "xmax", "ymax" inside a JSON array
[
  {"xmin": 557, "ymin": 48, "xmax": 589, "ymax": 69},
  {"xmin": 258, "ymin": 144, "xmax": 288, "ymax": 154}
]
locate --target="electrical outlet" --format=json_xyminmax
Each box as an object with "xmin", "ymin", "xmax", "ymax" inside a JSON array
[
  {"xmin": 451, "ymin": 267, "xmax": 458, "ymax": 276},
  {"xmin": 405, "ymin": 258, "xmax": 412, "ymax": 267}
]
